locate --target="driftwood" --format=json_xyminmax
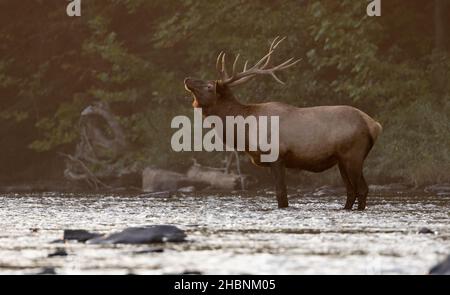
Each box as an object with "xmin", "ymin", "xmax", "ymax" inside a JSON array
[
  {"xmin": 187, "ymin": 162, "xmax": 241, "ymax": 190},
  {"xmin": 65, "ymin": 102, "xmax": 251, "ymax": 191},
  {"xmin": 59, "ymin": 153, "xmax": 111, "ymax": 190},
  {"xmin": 142, "ymin": 155, "xmax": 253, "ymax": 193},
  {"xmin": 79, "ymin": 102, "xmax": 128, "ymax": 161},
  {"xmin": 62, "ymin": 101, "xmax": 138, "ymax": 189},
  {"xmin": 142, "ymin": 168, "xmax": 209, "ymax": 192},
  {"xmin": 142, "ymin": 166, "xmax": 242, "ymax": 192}
]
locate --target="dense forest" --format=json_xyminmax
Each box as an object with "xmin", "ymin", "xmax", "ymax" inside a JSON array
[{"xmin": 0, "ymin": 0, "xmax": 449, "ymax": 188}]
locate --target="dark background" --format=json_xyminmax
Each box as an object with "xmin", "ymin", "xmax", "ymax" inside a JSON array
[{"xmin": 0, "ymin": 0, "xmax": 449, "ymax": 189}]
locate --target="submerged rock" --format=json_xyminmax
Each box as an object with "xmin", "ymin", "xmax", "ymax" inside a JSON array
[
  {"xmin": 133, "ymin": 248, "xmax": 165, "ymax": 254},
  {"xmin": 180, "ymin": 270, "xmax": 203, "ymax": 275},
  {"xmin": 429, "ymin": 255, "xmax": 450, "ymax": 275},
  {"xmin": 87, "ymin": 225, "xmax": 186, "ymax": 245},
  {"xmin": 35, "ymin": 267, "xmax": 56, "ymax": 275},
  {"xmin": 50, "ymin": 239, "xmax": 65, "ymax": 244},
  {"xmin": 48, "ymin": 248, "xmax": 68, "ymax": 257},
  {"xmin": 418, "ymin": 227, "xmax": 435, "ymax": 234},
  {"xmin": 63, "ymin": 229, "xmax": 103, "ymax": 242}
]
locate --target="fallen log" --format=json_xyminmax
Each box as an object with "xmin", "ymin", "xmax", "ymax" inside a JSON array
[
  {"xmin": 186, "ymin": 163, "xmax": 241, "ymax": 190},
  {"xmin": 142, "ymin": 168, "xmax": 209, "ymax": 192},
  {"xmin": 142, "ymin": 163, "xmax": 251, "ymax": 192}
]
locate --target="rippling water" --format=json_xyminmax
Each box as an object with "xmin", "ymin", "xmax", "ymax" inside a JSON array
[{"xmin": 0, "ymin": 190, "xmax": 448, "ymax": 274}]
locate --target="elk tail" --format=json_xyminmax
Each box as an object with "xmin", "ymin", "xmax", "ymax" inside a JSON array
[{"xmin": 369, "ymin": 121, "xmax": 383, "ymax": 142}]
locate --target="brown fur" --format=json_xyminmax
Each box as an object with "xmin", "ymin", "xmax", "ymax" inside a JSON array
[{"xmin": 185, "ymin": 78, "xmax": 382, "ymax": 210}]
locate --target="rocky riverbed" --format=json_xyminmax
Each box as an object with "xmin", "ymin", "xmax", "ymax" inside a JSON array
[{"xmin": 0, "ymin": 188, "xmax": 449, "ymax": 274}]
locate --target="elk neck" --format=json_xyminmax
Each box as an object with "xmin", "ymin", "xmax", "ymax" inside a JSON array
[{"xmin": 202, "ymin": 88, "xmax": 252, "ymax": 119}]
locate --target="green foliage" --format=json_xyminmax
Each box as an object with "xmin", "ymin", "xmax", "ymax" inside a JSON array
[{"xmin": 0, "ymin": 0, "xmax": 449, "ymax": 185}]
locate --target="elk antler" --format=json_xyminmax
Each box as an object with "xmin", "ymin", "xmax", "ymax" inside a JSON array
[{"xmin": 216, "ymin": 36, "xmax": 301, "ymax": 87}]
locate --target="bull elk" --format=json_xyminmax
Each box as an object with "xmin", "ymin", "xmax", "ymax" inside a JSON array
[{"xmin": 184, "ymin": 37, "xmax": 382, "ymax": 210}]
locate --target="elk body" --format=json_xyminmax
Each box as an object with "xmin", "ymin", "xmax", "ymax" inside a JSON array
[{"xmin": 184, "ymin": 37, "xmax": 382, "ymax": 210}]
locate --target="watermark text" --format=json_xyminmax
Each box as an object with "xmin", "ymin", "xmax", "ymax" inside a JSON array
[{"xmin": 171, "ymin": 109, "xmax": 280, "ymax": 163}]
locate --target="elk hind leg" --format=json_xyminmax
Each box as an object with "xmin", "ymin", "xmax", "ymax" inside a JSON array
[
  {"xmin": 356, "ymin": 175, "xmax": 369, "ymax": 210},
  {"xmin": 344, "ymin": 159, "xmax": 365, "ymax": 210},
  {"xmin": 339, "ymin": 161, "xmax": 357, "ymax": 210}
]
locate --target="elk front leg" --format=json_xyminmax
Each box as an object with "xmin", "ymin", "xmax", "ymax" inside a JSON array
[{"xmin": 270, "ymin": 160, "xmax": 288, "ymax": 208}]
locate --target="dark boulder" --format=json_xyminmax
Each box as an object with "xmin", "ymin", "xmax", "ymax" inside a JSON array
[
  {"xmin": 429, "ymin": 255, "xmax": 450, "ymax": 275},
  {"xmin": 35, "ymin": 267, "xmax": 56, "ymax": 275},
  {"xmin": 133, "ymin": 248, "xmax": 165, "ymax": 254},
  {"xmin": 63, "ymin": 229, "xmax": 103, "ymax": 242},
  {"xmin": 48, "ymin": 248, "xmax": 68, "ymax": 257},
  {"xmin": 87, "ymin": 225, "xmax": 186, "ymax": 245},
  {"xmin": 181, "ymin": 270, "xmax": 203, "ymax": 275},
  {"xmin": 418, "ymin": 227, "xmax": 435, "ymax": 234},
  {"xmin": 50, "ymin": 239, "xmax": 65, "ymax": 244}
]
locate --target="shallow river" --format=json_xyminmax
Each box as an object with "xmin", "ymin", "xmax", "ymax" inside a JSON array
[{"xmin": 0, "ymin": 190, "xmax": 449, "ymax": 274}]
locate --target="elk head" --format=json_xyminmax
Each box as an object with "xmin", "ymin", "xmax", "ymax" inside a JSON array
[{"xmin": 184, "ymin": 36, "xmax": 300, "ymax": 108}]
